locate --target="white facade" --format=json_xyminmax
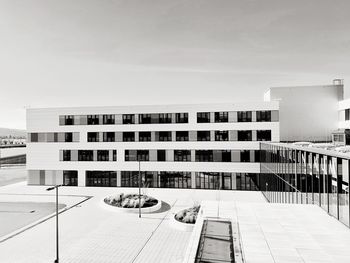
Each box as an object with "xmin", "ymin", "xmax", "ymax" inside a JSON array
[
  {"xmin": 265, "ymin": 83, "xmax": 343, "ymax": 142},
  {"xmin": 26, "ymin": 102, "xmax": 279, "ymax": 188}
]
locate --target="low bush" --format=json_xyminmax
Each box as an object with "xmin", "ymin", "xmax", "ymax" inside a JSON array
[
  {"xmin": 104, "ymin": 193, "xmax": 158, "ymax": 208},
  {"xmin": 175, "ymin": 205, "xmax": 200, "ymax": 224}
]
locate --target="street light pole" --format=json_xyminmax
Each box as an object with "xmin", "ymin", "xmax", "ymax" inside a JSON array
[
  {"xmin": 47, "ymin": 184, "xmax": 62, "ymax": 263},
  {"xmin": 138, "ymin": 160, "xmax": 141, "ymax": 218}
]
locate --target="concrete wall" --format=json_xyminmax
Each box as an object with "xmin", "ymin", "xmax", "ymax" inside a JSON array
[{"xmin": 265, "ymin": 84, "xmax": 343, "ymax": 142}]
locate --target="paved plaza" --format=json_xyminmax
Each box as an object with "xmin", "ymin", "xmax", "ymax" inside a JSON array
[{"xmin": 0, "ymin": 173, "xmax": 349, "ymax": 262}]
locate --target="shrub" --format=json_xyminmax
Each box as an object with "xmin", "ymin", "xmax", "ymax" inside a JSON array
[{"xmin": 175, "ymin": 205, "xmax": 201, "ymax": 224}]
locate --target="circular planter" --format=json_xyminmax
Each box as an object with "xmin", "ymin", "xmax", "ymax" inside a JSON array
[
  {"xmin": 170, "ymin": 206, "xmax": 201, "ymax": 231},
  {"xmin": 101, "ymin": 194, "xmax": 162, "ymax": 214}
]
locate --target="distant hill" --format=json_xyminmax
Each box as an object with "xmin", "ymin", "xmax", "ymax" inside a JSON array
[{"xmin": 0, "ymin": 128, "xmax": 26, "ymax": 137}]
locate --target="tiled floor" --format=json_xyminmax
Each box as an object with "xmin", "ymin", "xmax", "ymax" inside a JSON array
[{"xmin": 0, "ymin": 180, "xmax": 349, "ymax": 263}]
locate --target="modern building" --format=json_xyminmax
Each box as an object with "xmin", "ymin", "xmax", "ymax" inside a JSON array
[
  {"xmin": 26, "ymin": 102, "xmax": 279, "ymax": 189},
  {"xmin": 26, "ymin": 80, "xmax": 346, "ymax": 192}
]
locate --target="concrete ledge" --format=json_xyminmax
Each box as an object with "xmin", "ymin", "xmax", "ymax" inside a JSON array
[{"xmin": 170, "ymin": 213, "xmax": 195, "ymax": 232}]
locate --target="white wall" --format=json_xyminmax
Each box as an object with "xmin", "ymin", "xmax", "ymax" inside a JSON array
[{"xmin": 265, "ymin": 84, "xmax": 343, "ymax": 142}]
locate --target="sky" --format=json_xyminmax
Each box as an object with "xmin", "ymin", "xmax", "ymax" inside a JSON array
[{"xmin": 0, "ymin": 0, "xmax": 349, "ymax": 129}]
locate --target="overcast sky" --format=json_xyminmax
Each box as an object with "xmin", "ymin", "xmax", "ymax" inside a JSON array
[{"xmin": 0, "ymin": 0, "xmax": 349, "ymax": 129}]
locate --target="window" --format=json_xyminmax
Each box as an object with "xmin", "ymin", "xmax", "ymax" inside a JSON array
[
  {"xmin": 213, "ymin": 150, "xmax": 231, "ymax": 162},
  {"xmin": 195, "ymin": 150, "xmax": 213, "ymax": 162},
  {"xmin": 103, "ymin": 115, "xmax": 115, "ymax": 125},
  {"xmin": 157, "ymin": 150, "xmax": 166, "ymax": 161},
  {"xmin": 63, "ymin": 150, "xmax": 71, "ymax": 161},
  {"xmin": 113, "ymin": 150, "xmax": 117, "ymax": 161},
  {"xmin": 214, "ymin": 112, "xmax": 228, "ymax": 122},
  {"xmin": 103, "ymin": 132, "xmax": 115, "ymax": 142},
  {"xmin": 176, "ymin": 113, "xmax": 188, "ymax": 123},
  {"xmin": 139, "ymin": 114, "xmax": 151, "ymax": 124},
  {"xmin": 197, "ymin": 112, "xmax": 210, "ymax": 123},
  {"xmin": 63, "ymin": 170, "xmax": 78, "ymax": 186},
  {"xmin": 158, "ymin": 113, "xmax": 172, "ymax": 123},
  {"xmin": 139, "ymin": 132, "xmax": 151, "ymax": 142},
  {"xmin": 123, "ymin": 114, "xmax": 135, "ymax": 124},
  {"xmin": 97, "ymin": 150, "xmax": 109, "ymax": 161},
  {"xmin": 87, "ymin": 115, "xmax": 99, "ymax": 125},
  {"xmin": 86, "ymin": 171, "xmax": 117, "ymax": 187},
  {"xmin": 65, "ymin": 115, "xmax": 74, "ymax": 125},
  {"xmin": 215, "ymin": 131, "xmax": 228, "ymax": 141},
  {"xmin": 65, "ymin": 132, "xmax": 73, "ymax": 142},
  {"xmin": 237, "ymin": 111, "xmax": 252, "ymax": 122},
  {"xmin": 78, "ymin": 150, "xmax": 93, "ymax": 161},
  {"xmin": 346, "ymin": 109, "xmax": 350, "ymax": 121},
  {"xmin": 257, "ymin": 130, "xmax": 271, "ymax": 141},
  {"xmin": 256, "ymin": 111, "xmax": 271, "ymax": 122},
  {"xmin": 197, "ymin": 131, "xmax": 210, "ymax": 141},
  {"xmin": 137, "ymin": 150, "xmax": 149, "ymax": 161},
  {"xmin": 123, "ymin": 132, "xmax": 135, "ymax": 142},
  {"xmin": 237, "ymin": 130, "xmax": 252, "ymax": 141},
  {"xmin": 87, "ymin": 132, "xmax": 99, "ymax": 142},
  {"xmin": 157, "ymin": 131, "xmax": 172, "ymax": 141},
  {"xmin": 176, "ymin": 131, "xmax": 189, "ymax": 141},
  {"xmin": 30, "ymin": 133, "xmax": 38, "ymax": 142},
  {"xmin": 125, "ymin": 150, "xmax": 149, "ymax": 161},
  {"xmin": 174, "ymin": 150, "xmax": 191, "ymax": 161},
  {"xmin": 240, "ymin": 150, "xmax": 251, "ymax": 162}
]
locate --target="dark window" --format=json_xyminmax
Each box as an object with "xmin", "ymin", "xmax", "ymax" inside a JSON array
[
  {"xmin": 346, "ymin": 109, "xmax": 350, "ymax": 121},
  {"xmin": 240, "ymin": 150, "xmax": 251, "ymax": 162},
  {"xmin": 213, "ymin": 150, "xmax": 231, "ymax": 162},
  {"xmin": 97, "ymin": 150, "xmax": 109, "ymax": 161},
  {"xmin": 65, "ymin": 115, "xmax": 74, "ymax": 125},
  {"xmin": 123, "ymin": 114, "xmax": 135, "ymax": 124},
  {"xmin": 137, "ymin": 150, "xmax": 149, "ymax": 161},
  {"xmin": 30, "ymin": 133, "xmax": 38, "ymax": 142},
  {"xmin": 65, "ymin": 132, "xmax": 73, "ymax": 142},
  {"xmin": 256, "ymin": 111, "xmax": 271, "ymax": 122},
  {"xmin": 123, "ymin": 132, "xmax": 135, "ymax": 142},
  {"xmin": 103, "ymin": 132, "xmax": 115, "ymax": 142},
  {"xmin": 86, "ymin": 171, "xmax": 117, "ymax": 187},
  {"xmin": 103, "ymin": 115, "xmax": 115, "ymax": 125},
  {"xmin": 63, "ymin": 150, "xmax": 71, "ymax": 161},
  {"xmin": 176, "ymin": 113, "xmax": 188, "ymax": 123},
  {"xmin": 63, "ymin": 170, "xmax": 78, "ymax": 186},
  {"xmin": 214, "ymin": 112, "xmax": 228, "ymax": 122},
  {"xmin": 87, "ymin": 132, "xmax": 99, "ymax": 142},
  {"xmin": 174, "ymin": 150, "xmax": 191, "ymax": 161},
  {"xmin": 197, "ymin": 131, "xmax": 210, "ymax": 141},
  {"xmin": 257, "ymin": 130, "xmax": 271, "ymax": 141},
  {"xmin": 113, "ymin": 150, "xmax": 117, "ymax": 161},
  {"xmin": 222, "ymin": 150, "xmax": 231, "ymax": 162},
  {"xmin": 78, "ymin": 150, "xmax": 93, "ymax": 161},
  {"xmin": 195, "ymin": 150, "xmax": 213, "ymax": 162},
  {"xmin": 158, "ymin": 113, "xmax": 172, "ymax": 123},
  {"xmin": 87, "ymin": 115, "xmax": 99, "ymax": 125},
  {"xmin": 139, "ymin": 114, "xmax": 151, "ymax": 124},
  {"xmin": 237, "ymin": 130, "xmax": 252, "ymax": 141},
  {"xmin": 125, "ymin": 150, "xmax": 149, "ymax": 161},
  {"xmin": 157, "ymin": 131, "xmax": 172, "ymax": 141},
  {"xmin": 176, "ymin": 131, "xmax": 189, "ymax": 141},
  {"xmin": 197, "ymin": 112, "xmax": 210, "ymax": 123},
  {"xmin": 215, "ymin": 131, "xmax": 228, "ymax": 141},
  {"xmin": 237, "ymin": 111, "xmax": 252, "ymax": 122},
  {"xmin": 139, "ymin": 132, "xmax": 151, "ymax": 142},
  {"xmin": 157, "ymin": 150, "xmax": 166, "ymax": 161}
]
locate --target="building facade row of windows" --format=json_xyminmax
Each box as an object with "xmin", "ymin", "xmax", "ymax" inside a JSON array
[
  {"xmin": 28, "ymin": 132, "xmax": 79, "ymax": 143},
  {"xmin": 86, "ymin": 130, "xmax": 272, "ymax": 142},
  {"xmin": 60, "ymin": 149, "xmax": 117, "ymax": 162},
  {"xmin": 59, "ymin": 113, "xmax": 188, "ymax": 126},
  {"xmin": 124, "ymin": 149, "xmax": 260, "ymax": 163},
  {"xmin": 197, "ymin": 110, "xmax": 278, "ymax": 123},
  {"xmin": 59, "ymin": 110, "xmax": 278, "ymax": 126}
]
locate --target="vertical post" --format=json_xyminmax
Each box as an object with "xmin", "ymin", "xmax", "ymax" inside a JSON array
[
  {"xmin": 56, "ymin": 186, "xmax": 59, "ymax": 263},
  {"xmin": 138, "ymin": 161, "xmax": 141, "ymax": 218}
]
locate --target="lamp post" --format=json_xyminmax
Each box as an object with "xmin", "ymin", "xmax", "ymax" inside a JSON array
[
  {"xmin": 138, "ymin": 160, "xmax": 141, "ymax": 218},
  {"xmin": 46, "ymin": 184, "xmax": 62, "ymax": 263}
]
